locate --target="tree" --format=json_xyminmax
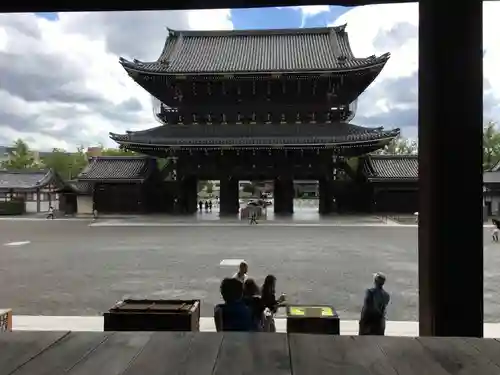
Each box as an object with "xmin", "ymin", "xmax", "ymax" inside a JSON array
[
  {"xmin": 99, "ymin": 145, "xmax": 137, "ymax": 157},
  {"xmin": 42, "ymin": 147, "xmax": 88, "ymax": 179},
  {"xmin": 205, "ymin": 181, "xmax": 214, "ymax": 195},
  {"xmin": 483, "ymin": 121, "xmax": 500, "ymax": 171},
  {"xmin": 1, "ymin": 139, "xmax": 39, "ymax": 170},
  {"xmin": 375, "ymin": 135, "xmax": 418, "ymax": 155}
]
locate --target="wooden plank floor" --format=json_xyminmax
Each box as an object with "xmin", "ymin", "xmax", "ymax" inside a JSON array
[{"xmin": 1, "ymin": 332, "xmax": 500, "ymax": 375}]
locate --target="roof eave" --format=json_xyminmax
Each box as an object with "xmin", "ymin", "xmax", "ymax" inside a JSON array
[
  {"xmin": 368, "ymin": 177, "xmax": 418, "ymax": 183},
  {"xmin": 119, "ymin": 57, "xmax": 389, "ymax": 77},
  {"xmin": 77, "ymin": 178, "xmax": 147, "ymax": 183}
]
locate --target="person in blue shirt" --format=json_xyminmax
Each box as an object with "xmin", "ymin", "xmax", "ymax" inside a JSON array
[
  {"xmin": 214, "ymin": 278, "xmax": 257, "ymax": 332},
  {"xmin": 359, "ymin": 272, "xmax": 390, "ymax": 335}
]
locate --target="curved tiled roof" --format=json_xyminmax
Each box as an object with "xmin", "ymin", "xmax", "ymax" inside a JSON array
[
  {"xmin": 119, "ymin": 26, "xmax": 390, "ymax": 75},
  {"xmin": 77, "ymin": 156, "xmax": 154, "ymax": 182},
  {"xmin": 109, "ymin": 123, "xmax": 400, "ymax": 148},
  {"xmin": 364, "ymin": 154, "xmax": 418, "ymax": 181},
  {"xmin": 0, "ymin": 169, "xmax": 62, "ymax": 191}
]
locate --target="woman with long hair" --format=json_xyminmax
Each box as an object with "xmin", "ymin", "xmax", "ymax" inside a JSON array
[{"xmin": 261, "ymin": 274, "xmax": 286, "ymax": 332}]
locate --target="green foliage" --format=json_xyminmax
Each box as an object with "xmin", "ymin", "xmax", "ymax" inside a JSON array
[
  {"xmin": 1, "ymin": 139, "xmax": 39, "ymax": 170},
  {"xmin": 374, "ymin": 135, "xmax": 418, "ymax": 155},
  {"xmin": 0, "ymin": 200, "xmax": 25, "ymax": 215},
  {"xmin": 242, "ymin": 183, "xmax": 255, "ymax": 194},
  {"xmin": 41, "ymin": 147, "xmax": 88, "ymax": 179},
  {"xmin": 483, "ymin": 121, "xmax": 500, "ymax": 171},
  {"xmin": 205, "ymin": 181, "xmax": 214, "ymax": 195},
  {"xmin": 99, "ymin": 144, "xmax": 137, "ymax": 156}
]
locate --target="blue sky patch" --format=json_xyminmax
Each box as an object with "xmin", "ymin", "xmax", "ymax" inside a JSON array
[{"xmin": 35, "ymin": 12, "xmax": 59, "ymax": 21}]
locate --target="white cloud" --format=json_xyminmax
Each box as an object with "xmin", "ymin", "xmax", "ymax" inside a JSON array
[
  {"xmin": 332, "ymin": 2, "xmax": 500, "ymax": 138},
  {"xmin": 0, "ymin": 10, "xmax": 232, "ymax": 151},
  {"xmin": 1, "ymin": 4, "xmax": 499, "ymax": 151},
  {"xmin": 278, "ymin": 5, "xmax": 331, "ymax": 27}
]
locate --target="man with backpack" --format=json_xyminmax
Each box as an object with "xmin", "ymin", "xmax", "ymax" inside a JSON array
[{"xmin": 359, "ymin": 272, "xmax": 390, "ymax": 335}]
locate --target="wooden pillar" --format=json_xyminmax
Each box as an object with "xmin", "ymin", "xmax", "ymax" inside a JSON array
[
  {"xmin": 179, "ymin": 176, "xmax": 198, "ymax": 214},
  {"xmin": 418, "ymin": 0, "xmax": 483, "ymax": 337},
  {"xmin": 274, "ymin": 177, "xmax": 294, "ymax": 215},
  {"xmin": 273, "ymin": 178, "xmax": 292, "ymax": 215},
  {"xmin": 318, "ymin": 178, "xmax": 334, "ymax": 215},
  {"xmin": 219, "ymin": 177, "xmax": 239, "ymax": 216}
]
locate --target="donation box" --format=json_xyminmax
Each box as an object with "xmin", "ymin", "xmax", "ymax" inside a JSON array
[
  {"xmin": 104, "ymin": 299, "xmax": 200, "ymax": 332},
  {"xmin": 286, "ymin": 305, "xmax": 340, "ymax": 335}
]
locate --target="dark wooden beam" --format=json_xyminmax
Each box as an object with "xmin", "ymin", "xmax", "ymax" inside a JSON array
[
  {"xmin": 418, "ymin": 0, "xmax": 483, "ymax": 337},
  {"xmin": 1, "ymin": 0, "xmax": 417, "ymax": 13}
]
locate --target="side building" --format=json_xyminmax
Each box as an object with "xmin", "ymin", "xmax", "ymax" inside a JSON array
[
  {"xmin": 361, "ymin": 154, "xmax": 419, "ymax": 213},
  {"xmin": 0, "ymin": 170, "xmax": 65, "ymax": 214}
]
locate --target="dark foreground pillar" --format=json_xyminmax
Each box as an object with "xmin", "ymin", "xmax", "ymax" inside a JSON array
[
  {"xmin": 418, "ymin": 0, "xmax": 483, "ymax": 337},
  {"xmin": 179, "ymin": 176, "xmax": 198, "ymax": 214},
  {"xmin": 274, "ymin": 178, "xmax": 294, "ymax": 215},
  {"xmin": 219, "ymin": 177, "xmax": 239, "ymax": 216},
  {"xmin": 318, "ymin": 178, "xmax": 334, "ymax": 215}
]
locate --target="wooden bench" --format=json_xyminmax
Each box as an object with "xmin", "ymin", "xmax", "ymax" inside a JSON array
[{"xmin": 0, "ymin": 309, "xmax": 12, "ymax": 332}]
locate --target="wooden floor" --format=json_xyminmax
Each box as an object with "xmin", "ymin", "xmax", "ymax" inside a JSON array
[{"xmin": 1, "ymin": 331, "xmax": 500, "ymax": 375}]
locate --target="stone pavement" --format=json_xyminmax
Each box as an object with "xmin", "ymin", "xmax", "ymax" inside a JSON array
[{"xmin": 1, "ymin": 220, "xmax": 499, "ymax": 322}]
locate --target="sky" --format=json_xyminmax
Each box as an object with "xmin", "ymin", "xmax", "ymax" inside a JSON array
[{"xmin": 0, "ymin": 4, "xmax": 499, "ymax": 151}]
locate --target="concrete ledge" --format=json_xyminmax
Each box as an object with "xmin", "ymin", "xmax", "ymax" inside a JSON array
[{"xmin": 11, "ymin": 316, "xmax": 500, "ymax": 337}]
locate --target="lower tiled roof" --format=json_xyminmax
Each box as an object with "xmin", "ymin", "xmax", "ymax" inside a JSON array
[
  {"xmin": 0, "ymin": 169, "xmax": 61, "ymax": 191},
  {"xmin": 63, "ymin": 180, "xmax": 93, "ymax": 195},
  {"xmin": 364, "ymin": 154, "xmax": 418, "ymax": 181},
  {"xmin": 110, "ymin": 123, "xmax": 400, "ymax": 148},
  {"xmin": 77, "ymin": 156, "xmax": 154, "ymax": 182}
]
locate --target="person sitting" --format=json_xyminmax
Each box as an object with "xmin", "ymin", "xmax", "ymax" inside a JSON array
[
  {"xmin": 243, "ymin": 278, "xmax": 265, "ymax": 331},
  {"xmin": 214, "ymin": 278, "xmax": 256, "ymax": 332},
  {"xmin": 261, "ymin": 274, "xmax": 286, "ymax": 332},
  {"xmin": 359, "ymin": 272, "xmax": 390, "ymax": 336}
]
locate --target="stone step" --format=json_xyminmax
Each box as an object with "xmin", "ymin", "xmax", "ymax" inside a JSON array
[{"xmin": 10, "ymin": 316, "xmax": 500, "ymax": 337}]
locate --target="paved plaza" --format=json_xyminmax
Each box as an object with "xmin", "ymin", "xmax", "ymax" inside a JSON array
[{"xmin": 0, "ymin": 219, "xmax": 499, "ymax": 322}]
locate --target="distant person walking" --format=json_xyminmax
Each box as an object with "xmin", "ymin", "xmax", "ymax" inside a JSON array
[
  {"xmin": 233, "ymin": 261, "xmax": 249, "ymax": 283},
  {"xmin": 199, "ymin": 200, "xmax": 203, "ymax": 212},
  {"xmin": 249, "ymin": 211, "xmax": 258, "ymax": 225},
  {"xmin": 359, "ymin": 272, "xmax": 390, "ymax": 336},
  {"xmin": 492, "ymin": 219, "xmax": 500, "ymax": 242},
  {"xmin": 208, "ymin": 200, "xmax": 213, "ymax": 212},
  {"xmin": 46, "ymin": 206, "xmax": 55, "ymax": 220}
]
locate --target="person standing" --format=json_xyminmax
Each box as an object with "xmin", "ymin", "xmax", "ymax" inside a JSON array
[
  {"xmin": 233, "ymin": 261, "xmax": 249, "ymax": 283},
  {"xmin": 261, "ymin": 274, "xmax": 286, "ymax": 332},
  {"xmin": 359, "ymin": 272, "xmax": 390, "ymax": 336}
]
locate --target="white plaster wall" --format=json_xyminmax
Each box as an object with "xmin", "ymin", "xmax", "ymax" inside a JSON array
[
  {"xmin": 25, "ymin": 201, "xmax": 38, "ymax": 213},
  {"xmin": 77, "ymin": 196, "xmax": 93, "ymax": 214},
  {"xmin": 492, "ymin": 196, "xmax": 500, "ymax": 215}
]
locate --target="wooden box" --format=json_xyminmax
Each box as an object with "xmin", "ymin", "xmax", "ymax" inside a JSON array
[
  {"xmin": 103, "ymin": 299, "xmax": 200, "ymax": 332},
  {"xmin": 286, "ymin": 305, "xmax": 339, "ymax": 335}
]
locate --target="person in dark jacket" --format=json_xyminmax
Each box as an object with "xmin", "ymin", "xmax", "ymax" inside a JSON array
[
  {"xmin": 359, "ymin": 272, "xmax": 390, "ymax": 335},
  {"xmin": 214, "ymin": 278, "xmax": 257, "ymax": 332},
  {"xmin": 261, "ymin": 275, "xmax": 286, "ymax": 332},
  {"xmin": 243, "ymin": 278, "xmax": 265, "ymax": 330}
]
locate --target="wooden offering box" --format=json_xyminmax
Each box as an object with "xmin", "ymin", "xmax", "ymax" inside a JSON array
[
  {"xmin": 104, "ymin": 299, "xmax": 200, "ymax": 332},
  {"xmin": 286, "ymin": 305, "xmax": 340, "ymax": 335}
]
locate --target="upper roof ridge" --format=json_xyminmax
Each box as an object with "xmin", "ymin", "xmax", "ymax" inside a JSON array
[{"xmin": 166, "ymin": 25, "xmax": 348, "ymax": 38}]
